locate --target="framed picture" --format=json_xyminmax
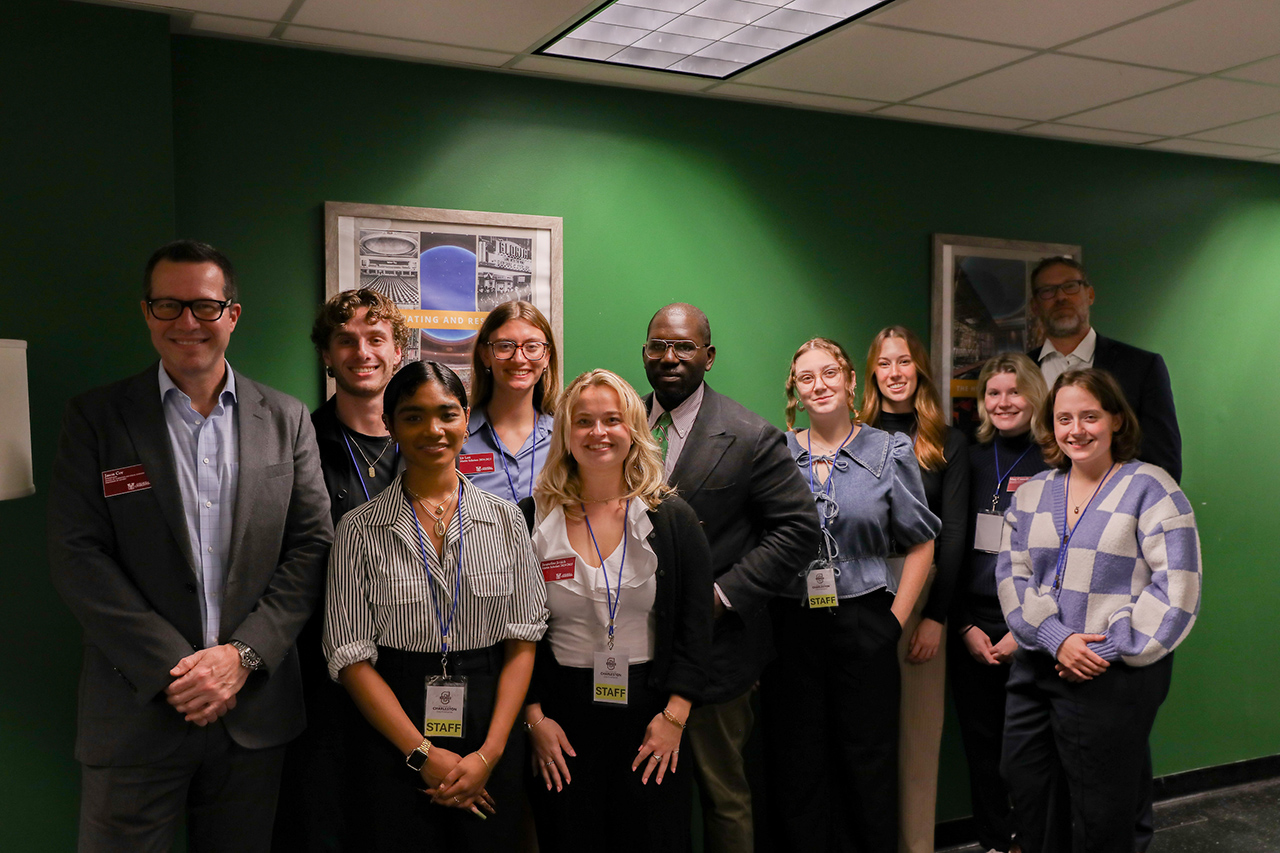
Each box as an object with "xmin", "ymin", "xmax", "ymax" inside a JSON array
[
  {"xmin": 324, "ymin": 201, "xmax": 563, "ymax": 393},
  {"xmin": 931, "ymin": 234, "xmax": 1082, "ymax": 437}
]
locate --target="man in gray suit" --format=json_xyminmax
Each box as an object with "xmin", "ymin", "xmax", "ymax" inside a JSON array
[
  {"xmin": 643, "ymin": 303, "xmax": 820, "ymax": 853},
  {"xmin": 48, "ymin": 240, "xmax": 332, "ymax": 852}
]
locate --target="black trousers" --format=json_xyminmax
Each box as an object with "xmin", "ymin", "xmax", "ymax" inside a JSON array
[
  {"xmin": 1001, "ymin": 651, "xmax": 1173, "ymax": 853},
  {"xmin": 350, "ymin": 644, "xmax": 524, "ymax": 853},
  {"xmin": 949, "ymin": 612, "xmax": 1016, "ymax": 853},
  {"xmin": 760, "ymin": 592, "xmax": 902, "ymax": 853},
  {"xmin": 528, "ymin": 659, "xmax": 693, "ymax": 853}
]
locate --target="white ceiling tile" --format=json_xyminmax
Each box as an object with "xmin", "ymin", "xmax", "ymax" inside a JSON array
[
  {"xmin": 686, "ymin": 0, "xmax": 776, "ymax": 25},
  {"xmin": 660, "ymin": 14, "xmax": 744, "ymax": 38},
  {"xmin": 595, "ymin": 5, "xmax": 679, "ymax": 29},
  {"xmin": 1021, "ymin": 123, "xmax": 1161, "ymax": 144},
  {"xmin": 752, "ymin": 8, "xmax": 841, "ymax": 35},
  {"xmin": 737, "ymin": 24, "xmax": 1032, "ymax": 101},
  {"xmin": 545, "ymin": 38, "xmax": 622, "ymax": 61},
  {"xmin": 280, "ymin": 26, "xmax": 514, "ymax": 67},
  {"xmin": 1068, "ymin": 0, "xmax": 1280, "ymax": 74},
  {"xmin": 510, "ymin": 54, "xmax": 716, "ymax": 89},
  {"xmin": 571, "ymin": 21, "xmax": 649, "ymax": 46},
  {"xmin": 875, "ymin": 104, "xmax": 1029, "ymax": 130},
  {"xmin": 1190, "ymin": 112, "xmax": 1280, "ymax": 147},
  {"xmin": 611, "ymin": 45, "xmax": 685, "ymax": 67},
  {"xmin": 1144, "ymin": 138, "xmax": 1278, "ymax": 159},
  {"xmin": 291, "ymin": 0, "xmax": 595, "ymax": 52},
  {"xmin": 632, "ymin": 30, "xmax": 713, "ymax": 54},
  {"xmin": 866, "ymin": 0, "xmax": 1175, "ymax": 48},
  {"xmin": 711, "ymin": 83, "xmax": 884, "ymax": 110},
  {"xmin": 619, "ymin": 0, "xmax": 702, "ymax": 12},
  {"xmin": 189, "ymin": 13, "xmax": 278, "ymax": 39},
  {"xmin": 788, "ymin": 0, "xmax": 883, "ymax": 16},
  {"xmin": 1221, "ymin": 54, "xmax": 1280, "ymax": 87},
  {"xmin": 912, "ymin": 54, "xmax": 1190, "ymax": 121},
  {"xmin": 667, "ymin": 55, "xmax": 745, "ymax": 75},
  {"xmin": 722, "ymin": 25, "xmax": 806, "ymax": 49},
  {"xmin": 1066, "ymin": 78, "xmax": 1280, "ymax": 136}
]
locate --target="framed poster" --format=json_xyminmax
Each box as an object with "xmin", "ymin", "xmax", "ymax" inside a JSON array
[
  {"xmin": 324, "ymin": 202, "xmax": 563, "ymax": 393},
  {"xmin": 931, "ymin": 234, "xmax": 1082, "ymax": 438}
]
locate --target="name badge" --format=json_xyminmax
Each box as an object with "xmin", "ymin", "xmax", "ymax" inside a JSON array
[
  {"xmin": 593, "ymin": 650, "xmax": 629, "ymax": 705},
  {"xmin": 458, "ymin": 453, "xmax": 496, "ymax": 475},
  {"xmin": 1007, "ymin": 476, "xmax": 1031, "ymax": 492},
  {"xmin": 805, "ymin": 562, "xmax": 837, "ymax": 609},
  {"xmin": 541, "ymin": 556, "xmax": 576, "ymax": 583},
  {"xmin": 424, "ymin": 676, "xmax": 467, "ymax": 738},
  {"xmin": 974, "ymin": 512, "xmax": 1005, "ymax": 554},
  {"xmin": 102, "ymin": 464, "xmax": 151, "ymax": 498}
]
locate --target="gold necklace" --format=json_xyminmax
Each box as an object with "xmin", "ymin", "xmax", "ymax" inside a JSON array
[
  {"xmin": 405, "ymin": 484, "xmax": 455, "ymax": 537},
  {"xmin": 345, "ymin": 428, "xmax": 394, "ymax": 479}
]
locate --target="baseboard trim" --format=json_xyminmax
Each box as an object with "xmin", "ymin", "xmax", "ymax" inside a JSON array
[{"xmin": 933, "ymin": 753, "xmax": 1280, "ymax": 851}]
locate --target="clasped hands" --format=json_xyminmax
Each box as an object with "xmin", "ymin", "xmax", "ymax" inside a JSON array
[
  {"xmin": 165, "ymin": 643, "xmax": 249, "ymax": 725},
  {"xmin": 421, "ymin": 747, "xmax": 497, "ymax": 817},
  {"xmin": 1055, "ymin": 633, "xmax": 1110, "ymax": 682}
]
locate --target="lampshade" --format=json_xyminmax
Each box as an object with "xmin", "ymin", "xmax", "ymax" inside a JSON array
[{"xmin": 0, "ymin": 340, "xmax": 34, "ymax": 500}]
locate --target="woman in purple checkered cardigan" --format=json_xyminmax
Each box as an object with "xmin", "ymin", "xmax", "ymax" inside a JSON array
[{"xmin": 996, "ymin": 368, "xmax": 1201, "ymax": 853}]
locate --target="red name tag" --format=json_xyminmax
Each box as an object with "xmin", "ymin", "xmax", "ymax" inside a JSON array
[
  {"xmin": 102, "ymin": 464, "xmax": 151, "ymax": 498},
  {"xmin": 541, "ymin": 557, "xmax": 576, "ymax": 583},
  {"xmin": 458, "ymin": 453, "xmax": 496, "ymax": 475},
  {"xmin": 1007, "ymin": 476, "xmax": 1031, "ymax": 492}
]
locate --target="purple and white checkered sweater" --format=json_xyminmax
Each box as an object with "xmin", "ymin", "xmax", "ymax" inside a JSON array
[{"xmin": 996, "ymin": 461, "xmax": 1201, "ymax": 667}]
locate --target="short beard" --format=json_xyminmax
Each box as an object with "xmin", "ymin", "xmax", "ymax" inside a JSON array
[{"xmin": 1044, "ymin": 309, "xmax": 1087, "ymax": 338}]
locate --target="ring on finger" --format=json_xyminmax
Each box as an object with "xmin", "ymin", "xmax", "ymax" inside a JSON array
[
  {"xmin": 544, "ymin": 760, "xmax": 554, "ymax": 766},
  {"xmin": 653, "ymin": 754, "xmax": 663, "ymax": 761}
]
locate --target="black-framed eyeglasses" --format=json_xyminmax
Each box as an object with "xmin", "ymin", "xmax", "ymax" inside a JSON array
[
  {"xmin": 146, "ymin": 298, "xmax": 234, "ymax": 321},
  {"xmin": 487, "ymin": 340, "xmax": 549, "ymax": 360},
  {"xmin": 1033, "ymin": 280, "xmax": 1087, "ymax": 301},
  {"xmin": 644, "ymin": 339, "xmax": 708, "ymax": 360}
]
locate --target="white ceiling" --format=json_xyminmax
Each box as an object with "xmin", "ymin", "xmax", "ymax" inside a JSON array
[{"xmin": 76, "ymin": 0, "xmax": 1280, "ymax": 164}]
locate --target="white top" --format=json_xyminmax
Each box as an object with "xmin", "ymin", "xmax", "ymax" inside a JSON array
[
  {"xmin": 1037, "ymin": 326, "xmax": 1097, "ymax": 388},
  {"xmin": 648, "ymin": 381, "xmax": 705, "ymax": 480},
  {"xmin": 532, "ymin": 500, "xmax": 659, "ymax": 668}
]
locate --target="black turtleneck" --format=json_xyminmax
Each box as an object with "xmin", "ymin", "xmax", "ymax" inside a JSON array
[
  {"xmin": 873, "ymin": 409, "xmax": 970, "ymax": 625},
  {"xmin": 959, "ymin": 428, "xmax": 1050, "ymax": 629}
]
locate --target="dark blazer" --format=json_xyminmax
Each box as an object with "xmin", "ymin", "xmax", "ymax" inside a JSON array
[
  {"xmin": 521, "ymin": 495, "xmax": 714, "ymax": 704},
  {"xmin": 646, "ymin": 385, "xmax": 821, "ymax": 703},
  {"xmin": 1034, "ymin": 334, "xmax": 1182, "ymax": 483},
  {"xmin": 48, "ymin": 364, "xmax": 333, "ymax": 765}
]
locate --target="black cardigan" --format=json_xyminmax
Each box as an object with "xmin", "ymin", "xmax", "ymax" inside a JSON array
[{"xmin": 519, "ymin": 495, "xmax": 714, "ymax": 705}]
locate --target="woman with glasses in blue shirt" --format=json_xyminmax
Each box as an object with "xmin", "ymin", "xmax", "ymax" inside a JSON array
[{"xmin": 760, "ymin": 337, "xmax": 940, "ymax": 853}]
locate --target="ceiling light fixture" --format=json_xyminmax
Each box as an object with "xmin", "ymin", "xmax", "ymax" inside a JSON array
[{"xmin": 539, "ymin": 0, "xmax": 891, "ymax": 79}]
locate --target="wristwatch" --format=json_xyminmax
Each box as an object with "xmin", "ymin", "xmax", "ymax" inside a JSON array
[
  {"xmin": 230, "ymin": 640, "xmax": 263, "ymax": 672},
  {"xmin": 406, "ymin": 737, "xmax": 432, "ymax": 771}
]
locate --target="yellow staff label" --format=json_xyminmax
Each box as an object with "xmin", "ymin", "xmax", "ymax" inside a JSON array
[
  {"xmin": 423, "ymin": 718, "xmax": 463, "ymax": 737},
  {"xmin": 808, "ymin": 594, "xmax": 838, "ymax": 608},
  {"xmin": 594, "ymin": 684, "xmax": 628, "ymax": 702},
  {"xmin": 400, "ymin": 309, "xmax": 490, "ymax": 330}
]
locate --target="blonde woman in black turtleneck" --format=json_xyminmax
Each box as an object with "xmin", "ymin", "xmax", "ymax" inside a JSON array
[
  {"xmin": 860, "ymin": 325, "xmax": 970, "ymax": 853},
  {"xmin": 953, "ymin": 353, "xmax": 1048, "ymax": 853}
]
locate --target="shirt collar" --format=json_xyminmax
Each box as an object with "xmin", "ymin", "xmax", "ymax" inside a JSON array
[
  {"xmin": 1038, "ymin": 327, "xmax": 1097, "ymax": 363},
  {"xmin": 650, "ymin": 381, "xmax": 704, "ymax": 440},
  {"xmin": 158, "ymin": 360, "xmax": 237, "ymax": 406}
]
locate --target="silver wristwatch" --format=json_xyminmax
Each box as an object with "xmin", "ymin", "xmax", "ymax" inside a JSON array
[{"xmin": 231, "ymin": 640, "xmax": 263, "ymax": 672}]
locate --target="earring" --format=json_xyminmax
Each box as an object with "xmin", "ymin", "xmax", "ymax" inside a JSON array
[
  {"xmin": 325, "ymin": 366, "xmax": 335, "ymax": 378},
  {"xmin": 797, "ymin": 401, "xmax": 805, "ymax": 411}
]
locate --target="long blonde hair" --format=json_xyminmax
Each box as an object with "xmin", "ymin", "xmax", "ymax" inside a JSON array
[
  {"xmin": 784, "ymin": 337, "xmax": 858, "ymax": 430},
  {"xmin": 975, "ymin": 352, "xmax": 1049, "ymax": 444},
  {"xmin": 859, "ymin": 326, "xmax": 948, "ymax": 471},
  {"xmin": 536, "ymin": 369, "xmax": 673, "ymax": 518}
]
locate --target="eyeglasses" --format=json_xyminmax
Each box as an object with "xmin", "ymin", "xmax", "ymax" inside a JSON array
[
  {"xmin": 146, "ymin": 298, "xmax": 234, "ymax": 321},
  {"xmin": 644, "ymin": 339, "xmax": 708, "ymax": 360},
  {"xmin": 1033, "ymin": 280, "xmax": 1087, "ymax": 301},
  {"xmin": 487, "ymin": 340, "xmax": 548, "ymax": 360}
]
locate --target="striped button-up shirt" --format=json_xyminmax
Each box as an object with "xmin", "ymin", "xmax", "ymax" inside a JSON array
[
  {"xmin": 324, "ymin": 473, "xmax": 548, "ymax": 681},
  {"xmin": 159, "ymin": 361, "xmax": 239, "ymax": 649}
]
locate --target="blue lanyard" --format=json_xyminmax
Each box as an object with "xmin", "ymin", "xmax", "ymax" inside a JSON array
[
  {"xmin": 341, "ymin": 429, "xmax": 397, "ymax": 504},
  {"xmin": 806, "ymin": 423, "xmax": 854, "ymax": 525},
  {"xmin": 488, "ymin": 421, "xmax": 537, "ymax": 504},
  {"xmin": 409, "ymin": 480, "xmax": 464, "ymax": 672},
  {"xmin": 1052, "ymin": 463, "xmax": 1116, "ymax": 591},
  {"xmin": 582, "ymin": 499, "xmax": 631, "ymax": 650},
  {"xmin": 991, "ymin": 440, "xmax": 1034, "ymax": 512}
]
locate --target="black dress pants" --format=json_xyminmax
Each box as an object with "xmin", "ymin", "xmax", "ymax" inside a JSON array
[
  {"xmin": 760, "ymin": 591, "xmax": 902, "ymax": 853},
  {"xmin": 1001, "ymin": 651, "xmax": 1173, "ymax": 853}
]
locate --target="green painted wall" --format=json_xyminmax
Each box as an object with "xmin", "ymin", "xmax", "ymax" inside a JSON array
[{"xmin": 3, "ymin": 0, "xmax": 1278, "ymax": 844}]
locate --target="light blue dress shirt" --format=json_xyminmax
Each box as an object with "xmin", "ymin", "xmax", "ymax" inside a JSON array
[
  {"xmin": 458, "ymin": 407, "xmax": 553, "ymax": 504},
  {"xmin": 159, "ymin": 361, "xmax": 239, "ymax": 648}
]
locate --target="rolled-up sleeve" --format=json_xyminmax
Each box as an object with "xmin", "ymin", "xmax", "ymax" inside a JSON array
[
  {"xmin": 323, "ymin": 516, "xmax": 379, "ymax": 681},
  {"xmin": 888, "ymin": 433, "xmax": 942, "ymax": 548}
]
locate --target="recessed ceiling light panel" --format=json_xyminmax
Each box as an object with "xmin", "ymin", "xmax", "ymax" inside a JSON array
[{"xmin": 539, "ymin": 0, "xmax": 892, "ymax": 79}]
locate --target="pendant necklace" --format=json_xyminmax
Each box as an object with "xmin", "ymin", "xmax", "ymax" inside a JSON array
[
  {"xmin": 346, "ymin": 428, "xmax": 394, "ymax": 479},
  {"xmin": 406, "ymin": 484, "xmax": 455, "ymax": 537}
]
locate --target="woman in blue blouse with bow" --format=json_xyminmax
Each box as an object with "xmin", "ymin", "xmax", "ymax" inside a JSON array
[{"xmin": 760, "ymin": 338, "xmax": 941, "ymax": 853}]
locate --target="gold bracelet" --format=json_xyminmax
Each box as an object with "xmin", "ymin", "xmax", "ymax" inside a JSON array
[
  {"xmin": 661, "ymin": 708, "xmax": 686, "ymax": 730},
  {"xmin": 524, "ymin": 714, "xmax": 546, "ymax": 732},
  {"xmin": 473, "ymin": 750, "xmax": 491, "ymax": 771}
]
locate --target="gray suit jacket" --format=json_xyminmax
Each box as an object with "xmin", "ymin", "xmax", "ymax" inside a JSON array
[
  {"xmin": 48, "ymin": 364, "xmax": 332, "ymax": 765},
  {"xmin": 647, "ymin": 385, "xmax": 820, "ymax": 703}
]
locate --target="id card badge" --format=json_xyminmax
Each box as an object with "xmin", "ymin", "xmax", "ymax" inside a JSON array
[
  {"xmin": 424, "ymin": 676, "xmax": 467, "ymax": 739},
  {"xmin": 974, "ymin": 512, "xmax": 1004, "ymax": 554},
  {"xmin": 805, "ymin": 560, "xmax": 838, "ymax": 608},
  {"xmin": 593, "ymin": 650, "xmax": 629, "ymax": 706}
]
